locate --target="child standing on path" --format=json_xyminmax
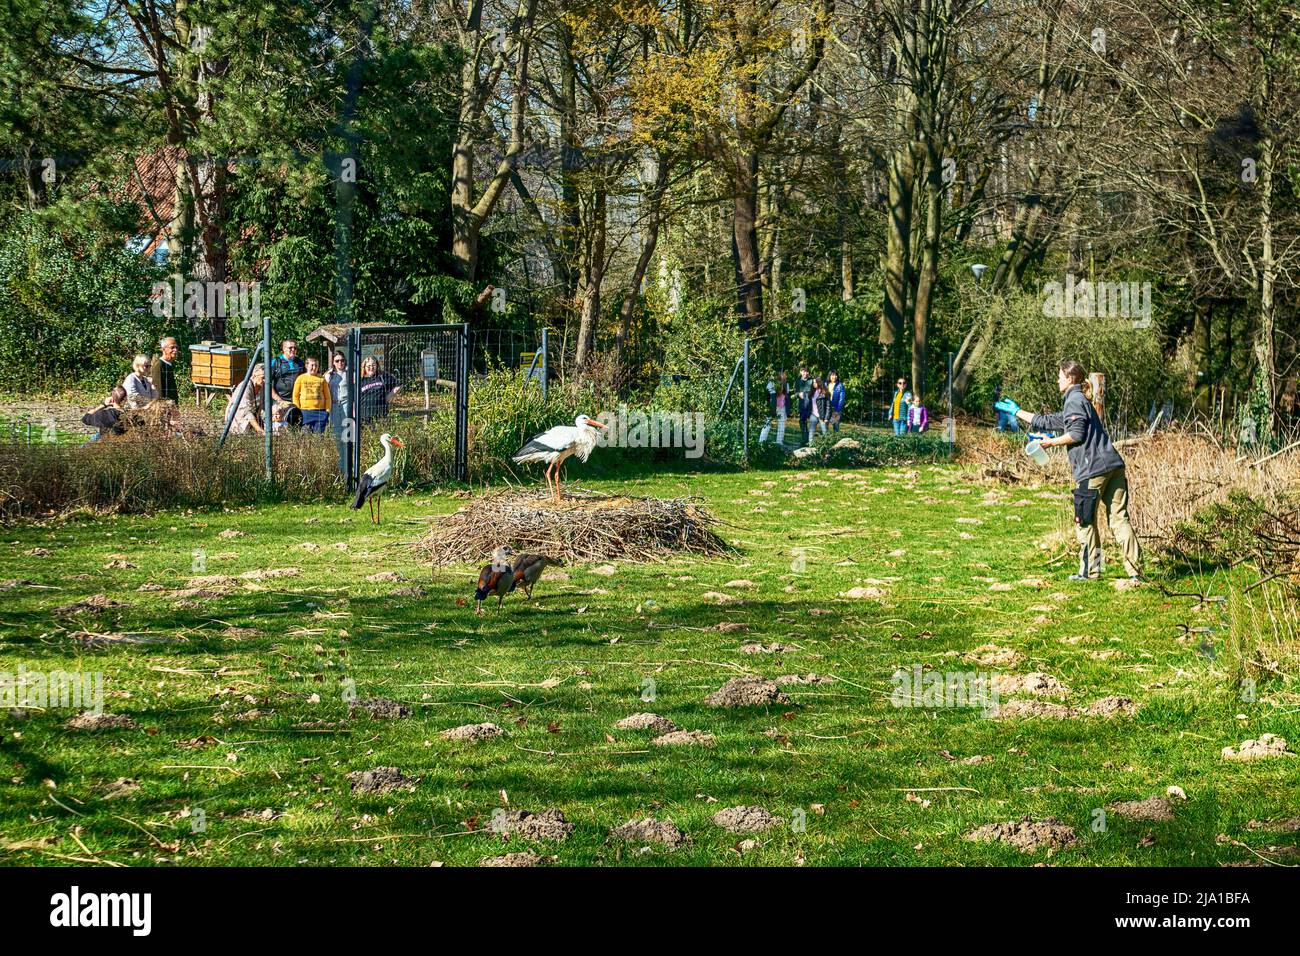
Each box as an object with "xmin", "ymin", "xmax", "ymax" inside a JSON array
[
  {"xmin": 907, "ymin": 394, "xmax": 928, "ymax": 433},
  {"xmin": 795, "ymin": 367, "xmax": 814, "ymax": 445},
  {"xmin": 759, "ymin": 371, "xmax": 789, "ymax": 445},
  {"xmin": 809, "ymin": 378, "xmax": 830, "ymax": 441}
]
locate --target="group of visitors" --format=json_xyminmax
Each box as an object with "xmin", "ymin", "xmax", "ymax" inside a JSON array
[
  {"xmin": 225, "ymin": 340, "xmax": 401, "ymax": 474},
  {"xmin": 756, "ymin": 368, "xmax": 935, "ymax": 447},
  {"xmin": 759, "ymin": 366, "xmax": 846, "ymax": 447},
  {"xmin": 81, "ymin": 335, "xmax": 401, "ymax": 474},
  {"xmin": 888, "ymin": 378, "xmax": 929, "ymax": 435},
  {"xmin": 119, "ymin": 337, "xmax": 181, "ymax": 410},
  {"xmin": 82, "ymin": 337, "xmax": 184, "ymax": 440}
]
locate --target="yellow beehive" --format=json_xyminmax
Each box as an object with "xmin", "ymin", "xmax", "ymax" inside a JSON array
[
  {"xmin": 190, "ymin": 343, "xmax": 249, "ymax": 388},
  {"xmin": 190, "ymin": 344, "xmax": 213, "ymax": 385}
]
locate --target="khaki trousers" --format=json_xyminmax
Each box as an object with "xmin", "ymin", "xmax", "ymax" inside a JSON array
[{"xmin": 1077, "ymin": 466, "xmax": 1142, "ymax": 578}]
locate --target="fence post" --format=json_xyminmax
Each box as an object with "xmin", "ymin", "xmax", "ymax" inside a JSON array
[
  {"xmin": 946, "ymin": 351, "xmax": 954, "ymax": 450},
  {"xmin": 263, "ymin": 314, "xmax": 273, "ymax": 482},
  {"xmin": 742, "ymin": 338, "xmax": 750, "ymax": 464},
  {"xmin": 347, "ymin": 326, "xmax": 361, "ymax": 492},
  {"xmin": 540, "ymin": 327, "xmax": 548, "ymax": 400},
  {"xmin": 456, "ymin": 323, "xmax": 470, "ymax": 482}
]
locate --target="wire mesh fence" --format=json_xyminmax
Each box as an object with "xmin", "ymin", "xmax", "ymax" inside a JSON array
[{"xmin": 348, "ymin": 323, "xmax": 469, "ymax": 486}]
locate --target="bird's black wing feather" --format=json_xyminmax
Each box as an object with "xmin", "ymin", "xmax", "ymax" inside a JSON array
[
  {"xmin": 351, "ymin": 472, "xmax": 373, "ymax": 509},
  {"xmin": 511, "ymin": 438, "xmax": 562, "ymax": 461}
]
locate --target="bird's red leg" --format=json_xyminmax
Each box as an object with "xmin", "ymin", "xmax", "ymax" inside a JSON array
[{"xmin": 376, "ymin": 492, "xmax": 382, "ymax": 525}]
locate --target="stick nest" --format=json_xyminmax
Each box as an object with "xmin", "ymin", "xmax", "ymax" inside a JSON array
[{"xmin": 417, "ymin": 488, "xmax": 732, "ymax": 565}]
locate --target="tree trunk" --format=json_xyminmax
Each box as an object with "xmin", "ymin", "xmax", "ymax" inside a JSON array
[
  {"xmin": 557, "ymin": 20, "xmax": 580, "ymax": 301},
  {"xmin": 192, "ymin": 155, "xmax": 230, "ymax": 340},
  {"xmin": 882, "ymin": 142, "xmax": 914, "ymax": 349},
  {"xmin": 1192, "ymin": 301, "xmax": 1212, "ymax": 413},
  {"xmin": 911, "ymin": 147, "xmax": 941, "ymax": 399},
  {"xmin": 575, "ymin": 185, "xmax": 607, "ymax": 375},
  {"xmin": 733, "ymin": 150, "xmax": 763, "ymax": 329},
  {"xmin": 615, "ymin": 158, "xmax": 670, "ymax": 369},
  {"xmin": 881, "ymin": 3, "xmax": 920, "ymax": 350},
  {"xmin": 1255, "ymin": 131, "xmax": 1277, "ymax": 437},
  {"xmin": 450, "ymin": 137, "xmax": 478, "ymax": 280},
  {"xmin": 450, "ymin": 0, "xmax": 538, "ymax": 282}
]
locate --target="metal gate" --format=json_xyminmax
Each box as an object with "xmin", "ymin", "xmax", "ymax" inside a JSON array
[{"xmin": 346, "ymin": 323, "xmax": 469, "ymax": 489}]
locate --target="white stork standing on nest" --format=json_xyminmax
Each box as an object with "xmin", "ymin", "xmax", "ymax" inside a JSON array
[
  {"xmin": 511, "ymin": 414, "xmax": 607, "ymax": 500},
  {"xmin": 351, "ymin": 432, "xmax": 404, "ymax": 524}
]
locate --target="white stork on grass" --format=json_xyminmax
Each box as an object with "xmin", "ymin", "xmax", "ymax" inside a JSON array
[
  {"xmin": 511, "ymin": 414, "xmax": 607, "ymax": 500},
  {"xmin": 351, "ymin": 433, "xmax": 404, "ymax": 524}
]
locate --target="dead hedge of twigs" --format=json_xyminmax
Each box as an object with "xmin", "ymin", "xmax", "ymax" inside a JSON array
[
  {"xmin": 1123, "ymin": 432, "xmax": 1297, "ymax": 540},
  {"xmin": 957, "ymin": 426, "xmax": 1299, "ymax": 549},
  {"xmin": 416, "ymin": 488, "xmax": 732, "ymax": 566}
]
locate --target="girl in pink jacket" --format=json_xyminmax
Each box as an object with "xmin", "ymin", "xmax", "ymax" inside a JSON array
[{"xmin": 907, "ymin": 395, "xmax": 928, "ymax": 433}]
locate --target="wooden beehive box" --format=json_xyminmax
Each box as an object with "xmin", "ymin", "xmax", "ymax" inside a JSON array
[
  {"xmin": 190, "ymin": 344, "xmax": 213, "ymax": 385},
  {"xmin": 190, "ymin": 343, "xmax": 249, "ymax": 388}
]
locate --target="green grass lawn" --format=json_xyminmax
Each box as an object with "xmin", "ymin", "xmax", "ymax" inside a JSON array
[{"xmin": 1, "ymin": 462, "xmax": 1295, "ymax": 867}]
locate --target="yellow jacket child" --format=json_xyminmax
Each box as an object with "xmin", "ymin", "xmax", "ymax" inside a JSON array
[
  {"xmin": 292, "ymin": 370, "xmax": 332, "ymax": 411},
  {"xmin": 293, "ymin": 359, "xmax": 333, "ymax": 433}
]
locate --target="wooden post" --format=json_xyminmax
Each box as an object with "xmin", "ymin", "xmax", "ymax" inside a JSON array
[{"xmin": 1088, "ymin": 372, "xmax": 1106, "ymax": 421}]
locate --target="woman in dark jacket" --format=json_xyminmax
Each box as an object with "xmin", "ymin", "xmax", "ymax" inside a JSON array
[
  {"xmin": 828, "ymin": 371, "xmax": 845, "ymax": 432},
  {"xmin": 83, "ymin": 386, "xmax": 127, "ymax": 440},
  {"xmin": 357, "ymin": 356, "xmax": 401, "ymax": 425}
]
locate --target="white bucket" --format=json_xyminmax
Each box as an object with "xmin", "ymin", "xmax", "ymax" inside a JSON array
[{"xmin": 1024, "ymin": 440, "xmax": 1049, "ymax": 467}]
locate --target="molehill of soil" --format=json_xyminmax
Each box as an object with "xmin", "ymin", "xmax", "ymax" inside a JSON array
[
  {"xmin": 704, "ymin": 676, "xmax": 792, "ymax": 708},
  {"xmin": 713, "ymin": 806, "xmax": 778, "ymax": 833},
  {"xmin": 348, "ymin": 767, "xmax": 420, "ymax": 794},
  {"xmin": 609, "ymin": 817, "xmax": 691, "ymax": 847},
  {"xmin": 493, "ymin": 808, "xmax": 575, "ymax": 842},
  {"xmin": 965, "ymin": 817, "xmax": 1077, "ymax": 853}
]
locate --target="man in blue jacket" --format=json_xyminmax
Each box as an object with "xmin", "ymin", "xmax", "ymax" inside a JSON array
[{"xmin": 995, "ymin": 360, "xmax": 1142, "ymax": 582}]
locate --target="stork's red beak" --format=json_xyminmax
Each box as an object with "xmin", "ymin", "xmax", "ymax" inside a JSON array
[
  {"xmin": 389, "ymin": 437, "xmax": 405, "ymax": 448},
  {"xmin": 585, "ymin": 417, "xmax": 607, "ymax": 429}
]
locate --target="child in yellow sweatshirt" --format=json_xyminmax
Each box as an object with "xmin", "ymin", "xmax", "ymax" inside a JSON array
[{"xmin": 293, "ymin": 357, "xmax": 332, "ymax": 433}]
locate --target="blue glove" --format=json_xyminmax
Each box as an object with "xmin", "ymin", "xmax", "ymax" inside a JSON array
[
  {"xmin": 993, "ymin": 397, "xmax": 1020, "ymax": 416},
  {"xmin": 1027, "ymin": 432, "xmax": 1050, "ymax": 443}
]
